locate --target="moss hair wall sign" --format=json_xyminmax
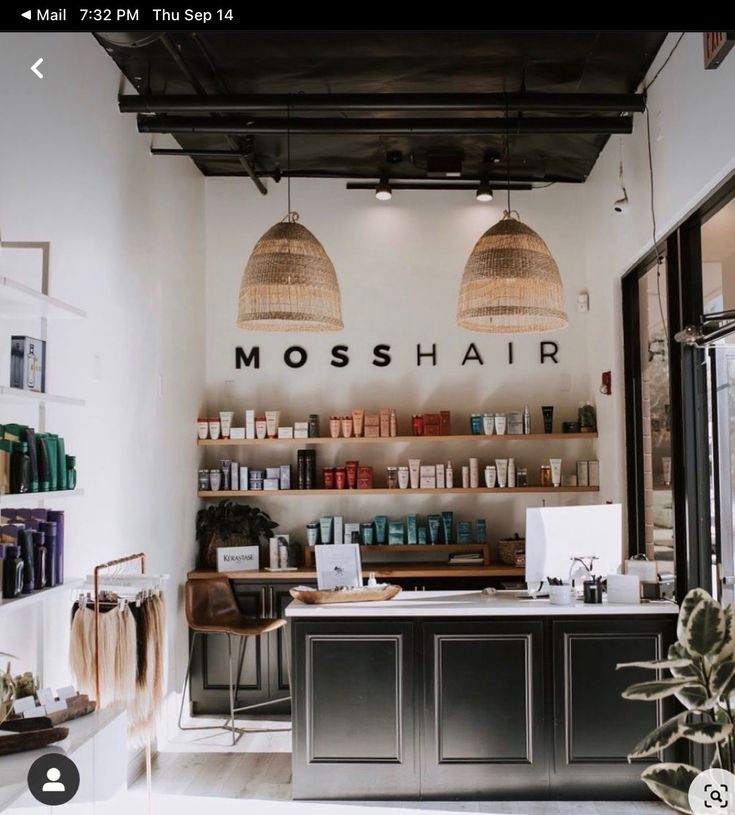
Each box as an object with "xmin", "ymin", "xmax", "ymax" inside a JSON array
[{"xmin": 235, "ymin": 341, "xmax": 561, "ymax": 370}]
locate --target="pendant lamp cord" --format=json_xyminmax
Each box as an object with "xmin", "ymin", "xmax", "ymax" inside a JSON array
[
  {"xmin": 287, "ymin": 101, "xmax": 292, "ymax": 220},
  {"xmin": 505, "ymin": 94, "xmax": 511, "ymax": 214}
]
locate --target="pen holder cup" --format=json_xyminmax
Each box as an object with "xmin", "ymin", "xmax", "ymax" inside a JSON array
[{"xmin": 549, "ymin": 584, "xmax": 575, "ymax": 606}]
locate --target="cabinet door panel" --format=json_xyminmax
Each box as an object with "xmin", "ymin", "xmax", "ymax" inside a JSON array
[
  {"xmin": 421, "ymin": 621, "xmax": 547, "ymax": 797},
  {"xmin": 292, "ymin": 620, "xmax": 418, "ymax": 799},
  {"xmin": 551, "ymin": 618, "xmax": 678, "ymax": 798}
]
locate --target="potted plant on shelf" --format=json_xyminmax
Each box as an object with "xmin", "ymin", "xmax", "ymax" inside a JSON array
[
  {"xmin": 0, "ymin": 653, "xmax": 18, "ymax": 727},
  {"xmin": 618, "ymin": 588, "xmax": 735, "ymax": 813},
  {"xmin": 196, "ymin": 500, "xmax": 278, "ymax": 569}
]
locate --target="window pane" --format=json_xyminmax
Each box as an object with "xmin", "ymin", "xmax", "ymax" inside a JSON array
[{"xmin": 638, "ymin": 263, "xmax": 674, "ymax": 568}]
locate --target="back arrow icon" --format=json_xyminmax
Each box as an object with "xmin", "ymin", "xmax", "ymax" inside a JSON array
[{"xmin": 31, "ymin": 58, "xmax": 43, "ymax": 78}]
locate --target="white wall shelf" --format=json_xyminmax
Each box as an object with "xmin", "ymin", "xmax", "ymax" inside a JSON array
[
  {"xmin": 0, "ymin": 489, "xmax": 84, "ymax": 505},
  {"xmin": 0, "ymin": 386, "xmax": 85, "ymax": 407},
  {"xmin": 0, "ymin": 578, "xmax": 81, "ymax": 615},
  {"xmin": 0, "ymin": 275, "xmax": 86, "ymax": 320}
]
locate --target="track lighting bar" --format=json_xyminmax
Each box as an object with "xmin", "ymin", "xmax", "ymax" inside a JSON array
[
  {"xmin": 346, "ymin": 182, "xmax": 533, "ymax": 191},
  {"xmin": 121, "ymin": 92, "xmax": 645, "ymax": 114},
  {"xmin": 138, "ymin": 116, "xmax": 633, "ymax": 136}
]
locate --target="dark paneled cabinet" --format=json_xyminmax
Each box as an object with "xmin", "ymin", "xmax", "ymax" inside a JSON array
[
  {"xmin": 421, "ymin": 621, "xmax": 547, "ymax": 797},
  {"xmin": 188, "ymin": 580, "xmax": 302, "ymax": 715},
  {"xmin": 291, "ymin": 613, "xmax": 677, "ymax": 800},
  {"xmin": 551, "ymin": 618, "xmax": 677, "ymax": 799},
  {"xmin": 292, "ymin": 620, "xmax": 417, "ymax": 798}
]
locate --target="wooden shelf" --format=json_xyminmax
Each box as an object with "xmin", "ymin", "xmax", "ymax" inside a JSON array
[
  {"xmin": 199, "ymin": 432, "xmax": 597, "ymax": 447},
  {"xmin": 303, "ymin": 543, "xmax": 490, "ymax": 567},
  {"xmin": 188, "ymin": 565, "xmax": 525, "ymax": 580},
  {"xmin": 0, "ymin": 386, "xmax": 85, "ymax": 406},
  {"xmin": 0, "ymin": 276, "xmax": 86, "ymax": 320},
  {"xmin": 199, "ymin": 486, "xmax": 599, "ymax": 498}
]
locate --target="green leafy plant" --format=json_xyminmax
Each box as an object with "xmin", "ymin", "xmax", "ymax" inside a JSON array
[
  {"xmin": 0, "ymin": 652, "xmax": 18, "ymax": 727},
  {"xmin": 618, "ymin": 588, "xmax": 735, "ymax": 813},
  {"xmin": 196, "ymin": 500, "xmax": 278, "ymax": 568}
]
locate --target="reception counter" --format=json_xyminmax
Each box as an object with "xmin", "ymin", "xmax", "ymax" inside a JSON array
[{"xmin": 287, "ymin": 590, "xmax": 679, "ymax": 801}]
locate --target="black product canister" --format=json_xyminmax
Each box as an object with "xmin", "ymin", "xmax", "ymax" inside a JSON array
[
  {"xmin": 40, "ymin": 520, "xmax": 58, "ymax": 587},
  {"xmin": 305, "ymin": 450, "xmax": 317, "ymax": 490},
  {"xmin": 33, "ymin": 530, "xmax": 47, "ymax": 589},
  {"xmin": 46, "ymin": 511, "xmax": 65, "ymax": 585},
  {"xmin": 308, "ymin": 414, "xmax": 320, "ymax": 438},
  {"xmin": 297, "ymin": 450, "xmax": 306, "ymax": 490},
  {"xmin": 19, "ymin": 528, "xmax": 36, "ymax": 594},
  {"xmin": 3, "ymin": 545, "xmax": 24, "ymax": 598}
]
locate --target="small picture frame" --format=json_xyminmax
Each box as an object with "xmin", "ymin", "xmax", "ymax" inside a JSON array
[{"xmin": 315, "ymin": 543, "xmax": 362, "ymax": 590}]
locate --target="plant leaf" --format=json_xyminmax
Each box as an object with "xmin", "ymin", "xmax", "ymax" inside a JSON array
[
  {"xmin": 678, "ymin": 589, "xmax": 727, "ymax": 657},
  {"xmin": 680, "ymin": 720, "xmax": 734, "ymax": 744},
  {"xmin": 629, "ymin": 712, "xmax": 688, "ymax": 759},
  {"xmin": 719, "ymin": 605, "xmax": 735, "ymax": 661},
  {"xmin": 617, "ymin": 658, "xmax": 692, "ymax": 671},
  {"xmin": 640, "ymin": 763, "xmax": 699, "ymax": 814},
  {"xmin": 710, "ymin": 660, "xmax": 735, "ymax": 698},
  {"xmin": 623, "ymin": 678, "xmax": 700, "ymax": 701},
  {"xmin": 667, "ymin": 643, "xmax": 709, "ymax": 709}
]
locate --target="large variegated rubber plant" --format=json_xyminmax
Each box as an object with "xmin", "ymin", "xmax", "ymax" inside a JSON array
[
  {"xmin": 0, "ymin": 652, "xmax": 17, "ymax": 727},
  {"xmin": 618, "ymin": 589, "xmax": 735, "ymax": 813}
]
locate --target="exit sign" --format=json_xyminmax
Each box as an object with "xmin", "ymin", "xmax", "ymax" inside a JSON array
[{"xmin": 704, "ymin": 32, "xmax": 735, "ymax": 69}]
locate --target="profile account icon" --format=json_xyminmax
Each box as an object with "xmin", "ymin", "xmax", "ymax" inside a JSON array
[
  {"xmin": 42, "ymin": 767, "xmax": 65, "ymax": 792},
  {"xmin": 27, "ymin": 753, "xmax": 79, "ymax": 805}
]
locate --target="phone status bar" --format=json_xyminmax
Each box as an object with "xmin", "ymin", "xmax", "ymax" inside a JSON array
[{"xmin": 2, "ymin": 5, "xmax": 242, "ymax": 30}]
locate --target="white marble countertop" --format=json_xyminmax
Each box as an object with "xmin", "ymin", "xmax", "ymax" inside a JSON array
[{"xmin": 286, "ymin": 589, "xmax": 679, "ymax": 618}]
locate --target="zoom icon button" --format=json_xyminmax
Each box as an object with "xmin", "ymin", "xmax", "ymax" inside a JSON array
[
  {"xmin": 690, "ymin": 769, "xmax": 735, "ymax": 814},
  {"xmin": 27, "ymin": 754, "xmax": 80, "ymax": 806}
]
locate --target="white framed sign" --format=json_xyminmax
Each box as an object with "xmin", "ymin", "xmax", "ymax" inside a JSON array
[
  {"xmin": 315, "ymin": 543, "xmax": 362, "ymax": 590},
  {"xmin": 217, "ymin": 545, "xmax": 260, "ymax": 572}
]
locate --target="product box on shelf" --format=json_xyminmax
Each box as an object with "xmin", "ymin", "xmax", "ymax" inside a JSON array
[
  {"xmin": 379, "ymin": 409, "xmax": 391, "ymax": 437},
  {"xmin": 577, "ymin": 461, "xmax": 589, "ymax": 487},
  {"xmin": 10, "ymin": 336, "xmax": 46, "ymax": 393},
  {"xmin": 357, "ymin": 465, "xmax": 374, "ymax": 490},
  {"xmin": 334, "ymin": 515, "xmax": 344, "ymax": 546},
  {"xmin": 277, "ymin": 426, "xmax": 294, "ymax": 439},
  {"xmin": 245, "ymin": 409, "xmax": 255, "ymax": 439},
  {"xmin": 589, "ymin": 460, "xmax": 600, "ymax": 487}
]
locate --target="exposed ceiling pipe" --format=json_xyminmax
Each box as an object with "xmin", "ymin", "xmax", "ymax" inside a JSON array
[
  {"xmin": 121, "ymin": 91, "xmax": 645, "ymax": 114},
  {"xmin": 158, "ymin": 33, "xmax": 266, "ymax": 195},
  {"xmin": 138, "ymin": 115, "xmax": 633, "ymax": 136}
]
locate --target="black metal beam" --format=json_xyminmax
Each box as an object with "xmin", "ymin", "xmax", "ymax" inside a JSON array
[
  {"xmin": 158, "ymin": 34, "xmax": 266, "ymax": 195},
  {"xmin": 346, "ymin": 182, "xmax": 532, "ymax": 191},
  {"xmin": 121, "ymin": 91, "xmax": 646, "ymax": 114},
  {"xmin": 148, "ymin": 150, "xmax": 582, "ymax": 183},
  {"xmin": 138, "ymin": 115, "xmax": 632, "ymax": 136}
]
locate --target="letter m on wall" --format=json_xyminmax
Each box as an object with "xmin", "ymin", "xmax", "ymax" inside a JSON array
[{"xmin": 236, "ymin": 346, "xmax": 260, "ymax": 369}]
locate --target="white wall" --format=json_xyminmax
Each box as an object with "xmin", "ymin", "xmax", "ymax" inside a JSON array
[
  {"xmin": 0, "ymin": 34, "xmax": 205, "ymax": 693},
  {"xmin": 582, "ymin": 32, "xmax": 735, "ymax": 502},
  {"xmin": 205, "ymin": 179, "xmax": 601, "ymax": 550}
]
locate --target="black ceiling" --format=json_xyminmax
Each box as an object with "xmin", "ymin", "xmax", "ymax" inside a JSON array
[{"xmin": 96, "ymin": 30, "xmax": 667, "ymax": 192}]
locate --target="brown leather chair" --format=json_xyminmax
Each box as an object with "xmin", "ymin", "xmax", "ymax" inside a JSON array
[{"xmin": 178, "ymin": 577, "xmax": 289, "ymax": 745}]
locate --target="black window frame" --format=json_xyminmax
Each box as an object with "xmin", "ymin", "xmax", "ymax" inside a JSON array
[{"xmin": 622, "ymin": 173, "xmax": 735, "ymax": 597}]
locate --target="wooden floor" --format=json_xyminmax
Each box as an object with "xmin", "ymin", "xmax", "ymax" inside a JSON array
[{"xmin": 129, "ymin": 715, "xmax": 670, "ymax": 815}]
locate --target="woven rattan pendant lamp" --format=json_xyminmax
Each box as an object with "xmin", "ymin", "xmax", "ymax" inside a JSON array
[
  {"xmin": 456, "ymin": 106, "xmax": 568, "ymax": 334},
  {"xmin": 237, "ymin": 109, "xmax": 343, "ymax": 331},
  {"xmin": 456, "ymin": 210, "xmax": 568, "ymax": 333}
]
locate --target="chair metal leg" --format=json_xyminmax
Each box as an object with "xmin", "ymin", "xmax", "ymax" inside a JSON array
[
  {"xmin": 178, "ymin": 630, "xmax": 245, "ymax": 740},
  {"xmin": 227, "ymin": 634, "xmax": 237, "ymax": 746}
]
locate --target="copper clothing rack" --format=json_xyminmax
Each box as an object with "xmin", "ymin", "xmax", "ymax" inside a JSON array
[
  {"xmin": 91, "ymin": 552, "xmax": 152, "ymax": 807},
  {"xmin": 92, "ymin": 552, "xmax": 146, "ymax": 703}
]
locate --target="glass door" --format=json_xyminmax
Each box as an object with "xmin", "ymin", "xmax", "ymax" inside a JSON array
[{"xmin": 701, "ymin": 198, "xmax": 735, "ymax": 604}]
